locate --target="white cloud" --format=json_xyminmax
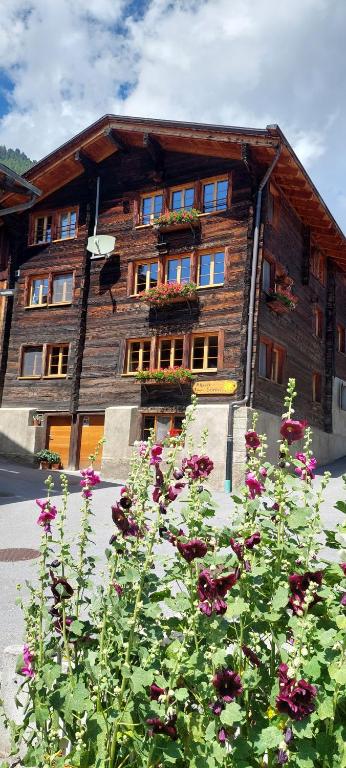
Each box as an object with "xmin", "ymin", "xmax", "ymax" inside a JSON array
[{"xmin": 0, "ymin": 0, "xmax": 346, "ymax": 229}]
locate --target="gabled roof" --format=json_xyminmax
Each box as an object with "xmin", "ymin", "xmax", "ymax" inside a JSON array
[
  {"xmin": 0, "ymin": 161, "xmax": 41, "ymax": 215},
  {"xmin": 1, "ymin": 114, "xmax": 345, "ymax": 269}
]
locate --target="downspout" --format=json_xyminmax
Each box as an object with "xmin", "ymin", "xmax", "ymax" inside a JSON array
[{"xmin": 224, "ymin": 143, "xmax": 282, "ymax": 492}]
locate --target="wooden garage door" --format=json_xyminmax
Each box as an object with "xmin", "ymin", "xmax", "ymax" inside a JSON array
[
  {"xmin": 47, "ymin": 416, "xmax": 72, "ymax": 469},
  {"xmin": 78, "ymin": 415, "xmax": 104, "ymax": 470}
]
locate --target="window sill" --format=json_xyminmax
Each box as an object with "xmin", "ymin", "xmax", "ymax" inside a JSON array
[
  {"xmin": 24, "ymin": 302, "xmax": 73, "ymax": 310},
  {"xmin": 191, "ymin": 369, "xmax": 218, "ymax": 374},
  {"xmin": 28, "ymin": 236, "xmax": 77, "ymax": 247},
  {"xmin": 258, "ymin": 374, "xmax": 284, "ymax": 385},
  {"xmin": 196, "ymin": 283, "xmax": 224, "ymax": 290},
  {"xmin": 17, "ymin": 376, "xmax": 41, "ymax": 380},
  {"xmin": 42, "ymin": 375, "xmax": 68, "ymax": 379}
]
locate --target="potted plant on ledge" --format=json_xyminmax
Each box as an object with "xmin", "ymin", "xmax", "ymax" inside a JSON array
[
  {"xmin": 266, "ymin": 276, "xmax": 298, "ymax": 314},
  {"xmin": 32, "ymin": 412, "xmax": 43, "ymax": 426},
  {"xmin": 153, "ymin": 208, "xmax": 201, "ymax": 232},
  {"xmin": 138, "ymin": 281, "xmax": 198, "ymax": 307},
  {"xmin": 135, "ymin": 366, "xmax": 194, "ymax": 385},
  {"xmin": 35, "ymin": 449, "xmax": 61, "ymax": 470}
]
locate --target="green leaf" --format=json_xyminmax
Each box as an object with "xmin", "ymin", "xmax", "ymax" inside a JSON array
[
  {"xmin": 219, "ymin": 702, "xmax": 243, "ymax": 726},
  {"xmin": 226, "ymin": 598, "xmax": 248, "ymax": 618},
  {"xmin": 69, "ymin": 619, "xmax": 84, "ymax": 636},
  {"xmin": 329, "ymin": 663, "xmax": 346, "ymax": 685},
  {"xmin": 35, "ymin": 704, "xmax": 49, "ymax": 728},
  {"xmin": 272, "ymin": 585, "xmax": 289, "ymax": 612},
  {"xmin": 131, "ymin": 667, "xmax": 153, "ymax": 694},
  {"xmin": 335, "ymin": 500, "xmax": 346, "ymax": 514},
  {"xmin": 318, "ymin": 697, "xmax": 334, "ymax": 720},
  {"xmin": 41, "ymin": 662, "xmax": 62, "ymax": 688},
  {"xmin": 204, "ymin": 720, "xmax": 216, "ymax": 741},
  {"xmin": 256, "ymin": 726, "xmax": 283, "ymax": 754},
  {"xmin": 303, "ymin": 657, "xmax": 321, "ymax": 679},
  {"xmin": 175, "ymin": 687, "xmax": 189, "ymax": 701}
]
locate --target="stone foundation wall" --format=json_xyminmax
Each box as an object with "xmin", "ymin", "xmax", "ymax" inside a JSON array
[{"xmin": 0, "ymin": 408, "xmax": 44, "ymax": 464}]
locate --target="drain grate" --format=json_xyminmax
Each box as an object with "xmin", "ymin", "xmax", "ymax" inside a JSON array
[{"xmin": 0, "ymin": 548, "xmax": 40, "ymax": 562}]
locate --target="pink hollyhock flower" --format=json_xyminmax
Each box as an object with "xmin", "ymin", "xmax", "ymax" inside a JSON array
[
  {"xmin": 36, "ymin": 500, "xmax": 57, "ymax": 532},
  {"xmin": 21, "ymin": 644, "xmax": 34, "ymax": 678},
  {"xmin": 245, "ymin": 471, "xmax": 265, "ymax": 499},
  {"xmin": 138, "ymin": 441, "xmax": 148, "ymax": 457},
  {"xmin": 340, "ymin": 593, "xmax": 346, "ymax": 606},
  {"xmin": 150, "ymin": 445, "xmax": 163, "ymax": 466},
  {"xmin": 259, "ymin": 467, "xmax": 267, "ymax": 478},
  {"xmin": 280, "ymin": 419, "xmax": 307, "ymax": 445},
  {"xmin": 295, "ymin": 452, "xmax": 317, "ymax": 481},
  {"xmin": 340, "ymin": 563, "xmax": 346, "ymax": 575},
  {"xmin": 80, "ymin": 467, "xmax": 101, "ymax": 498},
  {"xmin": 245, "ymin": 430, "xmax": 261, "ymax": 450}
]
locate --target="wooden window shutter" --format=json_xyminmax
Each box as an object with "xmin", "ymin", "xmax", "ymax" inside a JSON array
[
  {"xmin": 194, "ymin": 180, "xmax": 202, "ymax": 211},
  {"xmin": 117, "ymin": 340, "xmax": 126, "ymax": 375},
  {"xmin": 150, "ymin": 336, "xmax": 157, "ymax": 369},
  {"xmin": 190, "ymin": 249, "xmax": 198, "ymax": 284},
  {"xmin": 127, "ymin": 261, "xmax": 134, "ymax": 296},
  {"xmin": 133, "ymin": 197, "xmax": 140, "ymax": 226},
  {"xmin": 227, "ymin": 172, "xmax": 232, "ymax": 209},
  {"xmin": 217, "ymin": 329, "xmax": 225, "ymax": 370},
  {"xmin": 183, "ymin": 332, "xmax": 192, "ymax": 368}
]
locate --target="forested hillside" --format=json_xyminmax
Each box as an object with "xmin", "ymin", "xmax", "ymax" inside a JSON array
[{"xmin": 0, "ymin": 146, "xmax": 35, "ymax": 174}]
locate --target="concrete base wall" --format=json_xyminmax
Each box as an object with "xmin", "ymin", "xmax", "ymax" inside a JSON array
[
  {"xmin": 186, "ymin": 404, "xmax": 229, "ymax": 489},
  {"xmin": 0, "ymin": 645, "xmax": 25, "ymax": 757},
  {"xmin": 0, "ymin": 408, "xmax": 44, "ymax": 464},
  {"xmin": 101, "ymin": 406, "xmax": 139, "ymax": 481}
]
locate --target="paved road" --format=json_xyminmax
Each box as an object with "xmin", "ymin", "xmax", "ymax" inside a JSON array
[{"xmin": 0, "ymin": 455, "xmax": 345, "ymax": 667}]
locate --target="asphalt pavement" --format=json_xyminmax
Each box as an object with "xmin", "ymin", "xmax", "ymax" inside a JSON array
[{"xmin": 0, "ymin": 454, "xmax": 345, "ymax": 668}]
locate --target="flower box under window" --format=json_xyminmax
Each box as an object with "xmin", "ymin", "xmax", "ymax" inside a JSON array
[
  {"xmin": 266, "ymin": 290, "xmax": 298, "ymax": 314},
  {"xmin": 153, "ymin": 209, "xmax": 201, "ymax": 232},
  {"xmin": 135, "ymin": 367, "xmax": 194, "ymax": 385},
  {"xmin": 138, "ymin": 282, "xmax": 198, "ymax": 307}
]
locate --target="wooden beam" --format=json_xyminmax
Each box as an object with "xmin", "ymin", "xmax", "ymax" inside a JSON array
[
  {"xmin": 103, "ymin": 127, "xmax": 129, "ymax": 153},
  {"xmin": 74, "ymin": 149, "xmax": 100, "ymax": 177},
  {"xmin": 143, "ymin": 133, "xmax": 164, "ymax": 181}
]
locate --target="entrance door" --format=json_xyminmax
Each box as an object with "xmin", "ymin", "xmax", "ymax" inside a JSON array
[
  {"xmin": 47, "ymin": 416, "xmax": 72, "ymax": 469},
  {"xmin": 78, "ymin": 415, "xmax": 105, "ymax": 470}
]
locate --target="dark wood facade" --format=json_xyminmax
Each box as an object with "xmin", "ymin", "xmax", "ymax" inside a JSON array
[{"xmin": 0, "ymin": 115, "xmax": 346, "ymax": 469}]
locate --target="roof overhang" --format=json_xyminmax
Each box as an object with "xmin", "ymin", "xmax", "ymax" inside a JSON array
[
  {"xmin": 0, "ymin": 114, "xmax": 345, "ymax": 270},
  {"xmin": 0, "ymin": 161, "xmax": 41, "ymax": 217}
]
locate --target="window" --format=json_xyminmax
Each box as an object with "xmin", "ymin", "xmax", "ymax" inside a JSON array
[
  {"xmin": 158, "ymin": 337, "xmax": 184, "ymax": 368},
  {"xmin": 198, "ymin": 251, "xmax": 224, "ymax": 287},
  {"xmin": 140, "ymin": 193, "xmax": 163, "ymax": 225},
  {"xmin": 21, "ymin": 347, "xmax": 43, "ymax": 377},
  {"xmin": 46, "ymin": 345, "xmax": 69, "ymax": 377},
  {"xmin": 34, "ymin": 215, "xmax": 52, "ymax": 244},
  {"xmin": 52, "ymin": 274, "xmax": 73, "ymax": 304},
  {"xmin": 134, "ymin": 261, "xmax": 158, "ymax": 294},
  {"xmin": 314, "ymin": 307, "xmax": 323, "ymax": 339},
  {"xmin": 166, "ymin": 256, "xmax": 191, "ymax": 285},
  {"xmin": 57, "ymin": 210, "xmax": 77, "ymax": 240},
  {"xmin": 267, "ymin": 184, "xmax": 280, "ymax": 228},
  {"xmin": 30, "ymin": 210, "xmax": 78, "ymax": 245},
  {"xmin": 29, "ymin": 278, "xmax": 49, "ymax": 307},
  {"xmin": 170, "ymin": 186, "xmax": 195, "ymax": 212},
  {"xmin": 125, "ymin": 339, "xmax": 151, "ymax": 373},
  {"xmin": 142, "ymin": 413, "xmax": 184, "ymax": 441},
  {"xmin": 312, "ymin": 372, "xmax": 322, "ymax": 403},
  {"xmin": 258, "ymin": 339, "xmax": 285, "ymax": 384},
  {"xmin": 262, "ymin": 258, "xmax": 275, "ymax": 293},
  {"xmin": 202, "ymin": 178, "xmax": 228, "ymax": 213},
  {"xmin": 191, "ymin": 335, "xmax": 218, "ymax": 371},
  {"xmin": 337, "ymin": 324, "xmax": 345, "ymax": 353},
  {"xmin": 311, "ymin": 251, "xmax": 326, "ymax": 285}
]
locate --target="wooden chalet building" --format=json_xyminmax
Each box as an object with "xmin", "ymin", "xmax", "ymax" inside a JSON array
[{"xmin": 0, "ymin": 115, "xmax": 346, "ymax": 489}]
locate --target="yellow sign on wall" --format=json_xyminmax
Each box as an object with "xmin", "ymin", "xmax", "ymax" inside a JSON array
[{"xmin": 192, "ymin": 380, "xmax": 238, "ymax": 396}]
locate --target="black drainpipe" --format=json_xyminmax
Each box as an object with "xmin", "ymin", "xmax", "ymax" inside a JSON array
[{"xmin": 224, "ymin": 143, "xmax": 282, "ymax": 492}]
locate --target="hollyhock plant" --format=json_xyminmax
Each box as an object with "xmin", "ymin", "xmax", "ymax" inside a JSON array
[
  {"xmin": 36, "ymin": 499, "xmax": 57, "ymax": 532},
  {"xmin": 295, "ymin": 452, "xmax": 317, "ymax": 481},
  {"xmin": 9, "ymin": 381, "xmax": 346, "ymax": 768},
  {"xmin": 245, "ymin": 429, "xmax": 261, "ymax": 450}
]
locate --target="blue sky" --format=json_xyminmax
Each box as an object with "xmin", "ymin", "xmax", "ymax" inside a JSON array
[{"xmin": 1, "ymin": 0, "xmax": 346, "ymax": 232}]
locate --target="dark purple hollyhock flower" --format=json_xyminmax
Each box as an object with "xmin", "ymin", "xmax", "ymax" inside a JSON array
[
  {"xmin": 340, "ymin": 563, "xmax": 346, "ymax": 575},
  {"xmin": 150, "ymin": 445, "xmax": 163, "ymax": 466},
  {"xmin": 278, "ymin": 663, "xmax": 290, "ymax": 687},
  {"xmin": 244, "ymin": 532, "xmax": 261, "ymax": 550},
  {"xmin": 50, "ymin": 576, "xmax": 74, "ymax": 603},
  {"xmin": 152, "ymin": 486, "xmax": 161, "ymax": 503},
  {"xmin": 277, "ymin": 749, "xmax": 289, "ymax": 764},
  {"xmin": 119, "ymin": 494, "xmax": 132, "ymax": 510},
  {"xmin": 112, "ymin": 504, "xmax": 140, "ymax": 537},
  {"xmin": 177, "ymin": 538, "xmax": 207, "ymax": 563},
  {"xmin": 284, "ymin": 727, "xmax": 293, "ymax": 745},
  {"xmin": 113, "ymin": 583, "xmax": 123, "ymax": 596},
  {"xmin": 276, "ymin": 678, "xmax": 317, "ymax": 721},
  {"xmin": 230, "ymin": 538, "xmax": 244, "ymax": 561},
  {"xmin": 149, "ymin": 682, "xmax": 166, "ymax": 700},
  {"xmin": 147, "ymin": 716, "xmax": 178, "ymax": 740},
  {"xmin": 173, "ymin": 468, "xmax": 184, "ymax": 480},
  {"xmin": 54, "ymin": 615, "xmax": 73, "ymax": 634},
  {"xmin": 212, "ymin": 668, "xmax": 243, "ymax": 702},
  {"xmin": 341, "ymin": 593, "xmax": 346, "ymax": 606},
  {"xmin": 288, "ymin": 571, "xmax": 323, "ymax": 615},
  {"xmin": 166, "ymin": 482, "xmax": 185, "ymax": 502},
  {"xmin": 155, "ymin": 467, "xmax": 164, "ymax": 487},
  {"xmin": 50, "ymin": 559, "xmax": 61, "ymax": 568},
  {"xmin": 218, "ymin": 727, "xmax": 227, "ymax": 744},
  {"xmin": 242, "ymin": 644, "xmax": 261, "ymax": 667},
  {"xmin": 198, "ymin": 569, "xmax": 238, "ymax": 616},
  {"xmin": 210, "ymin": 699, "xmax": 225, "ymax": 716},
  {"xmin": 182, "ymin": 454, "xmax": 214, "ymax": 480},
  {"xmin": 245, "ymin": 430, "xmax": 261, "ymax": 450}
]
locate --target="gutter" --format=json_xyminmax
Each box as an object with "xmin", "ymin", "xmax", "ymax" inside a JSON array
[
  {"xmin": 224, "ymin": 143, "xmax": 282, "ymax": 492},
  {"xmin": 0, "ymin": 161, "xmax": 41, "ymax": 217}
]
